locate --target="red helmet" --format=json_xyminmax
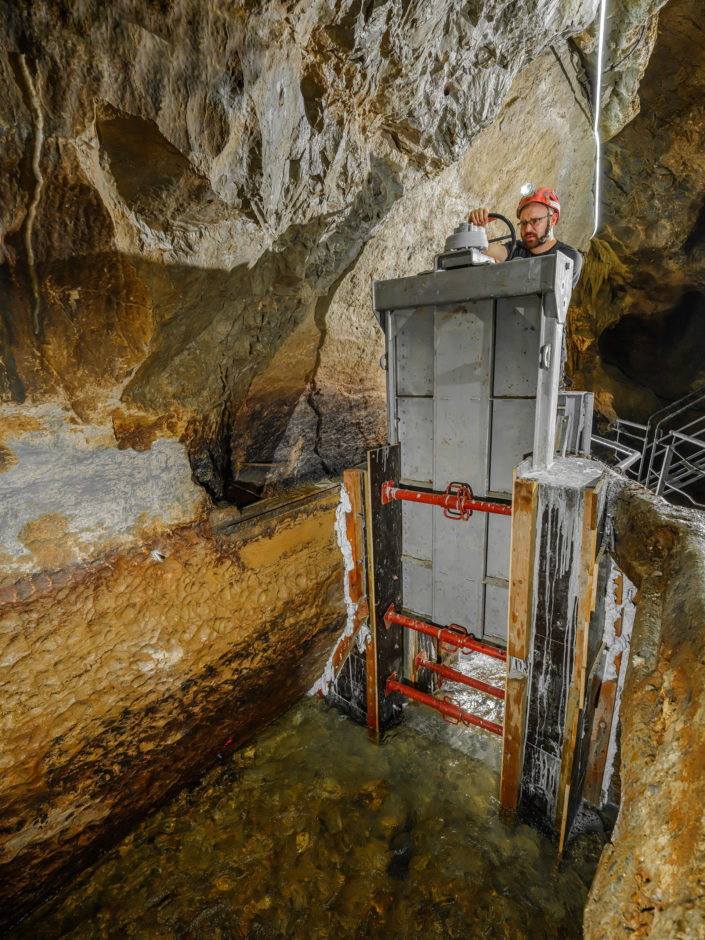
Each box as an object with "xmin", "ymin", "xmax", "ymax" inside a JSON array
[{"xmin": 516, "ymin": 185, "xmax": 561, "ymax": 223}]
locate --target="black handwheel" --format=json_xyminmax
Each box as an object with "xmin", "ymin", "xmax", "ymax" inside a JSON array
[{"xmin": 487, "ymin": 212, "xmax": 516, "ymax": 257}]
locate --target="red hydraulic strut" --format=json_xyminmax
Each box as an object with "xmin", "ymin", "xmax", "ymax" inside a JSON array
[
  {"xmin": 415, "ymin": 650, "xmax": 505, "ymax": 700},
  {"xmin": 381, "ymin": 480, "xmax": 511, "ymax": 518},
  {"xmin": 384, "ymin": 604, "xmax": 507, "ymax": 662},
  {"xmin": 386, "ymin": 672, "xmax": 503, "ymax": 736}
]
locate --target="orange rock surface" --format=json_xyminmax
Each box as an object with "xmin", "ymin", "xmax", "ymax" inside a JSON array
[{"xmin": 0, "ymin": 487, "xmax": 345, "ymax": 929}]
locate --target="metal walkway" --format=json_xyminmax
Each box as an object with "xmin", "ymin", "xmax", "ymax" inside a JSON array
[{"xmin": 597, "ymin": 384, "xmax": 705, "ymax": 508}]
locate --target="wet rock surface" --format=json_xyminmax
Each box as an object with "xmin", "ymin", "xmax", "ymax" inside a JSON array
[
  {"xmin": 0, "ymin": 486, "xmax": 345, "ymax": 929},
  {"xmin": 584, "ymin": 484, "xmax": 705, "ymax": 938},
  {"xmin": 9, "ymin": 697, "xmax": 604, "ymax": 940}
]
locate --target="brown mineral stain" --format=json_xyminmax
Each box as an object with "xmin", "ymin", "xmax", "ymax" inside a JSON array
[
  {"xmin": 0, "ymin": 444, "xmax": 18, "ymax": 472},
  {"xmin": 239, "ymin": 514, "xmax": 331, "ymax": 570},
  {"xmin": 17, "ymin": 513, "xmax": 78, "ymax": 570},
  {"xmin": 112, "ymin": 409, "xmax": 188, "ymax": 452},
  {"xmin": 1, "ymin": 489, "xmax": 345, "ymax": 926},
  {"xmin": 0, "ymin": 414, "xmax": 43, "ymax": 444}
]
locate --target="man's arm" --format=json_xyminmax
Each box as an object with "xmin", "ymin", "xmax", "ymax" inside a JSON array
[{"xmin": 468, "ymin": 208, "xmax": 509, "ymax": 262}]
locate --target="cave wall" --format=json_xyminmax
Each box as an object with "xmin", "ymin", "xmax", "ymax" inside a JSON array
[
  {"xmin": 569, "ymin": 0, "xmax": 705, "ymax": 423},
  {"xmin": 0, "ymin": 0, "xmax": 681, "ymax": 929},
  {"xmin": 1, "ymin": 0, "xmax": 618, "ymax": 526},
  {"xmin": 0, "ymin": 487, "xmax": 345, "ymax": 928},
  {"xmin": 0, "ymin": 0, "xmax": 669, "ymax": 552},
  {"xmin": 584, "ymin": 486, "xmax": 705, "ymax": 938}
]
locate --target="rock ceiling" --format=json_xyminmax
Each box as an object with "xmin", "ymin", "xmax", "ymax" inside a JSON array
[{"xmin": 0, "ymin": 0, "xmax": 687, "ymax": 564}]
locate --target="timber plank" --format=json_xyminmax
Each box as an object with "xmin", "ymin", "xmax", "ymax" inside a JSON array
[
  {"xmin": 343, "ymin": 468, "xmax": 365, "ymax": 604},
  {"xmin": 573, "ymin": 486, "xmax": 600, "ymax": 705},
  {"xmin": 366, "ymin": 446, "xmax": 404, "ymax": 732},
  {"xmin": 555, "ymin": 686, "xmax": 581, "ymax": 843},
  {"xmin": 364, "ymin": 468, "xmax": 378, "ymax": 732},
  {"xmin": 583, "ymin": 679, "xmax": 618, "ymax": 805},
  {"xmin": 331, "ymin": 598, "xmax": 370, "ymax": 675},
  {"xmin": 507, "ymin": 474, "xmax": 538, "ymax": 660},
  {"xmin": 499, "ymin": 673, "xmax": 528, "ymax": 811}
]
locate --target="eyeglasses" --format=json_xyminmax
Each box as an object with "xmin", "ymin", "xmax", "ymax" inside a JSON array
[{"xmin": 518, "ymin": 214, "xmax": 551, "ymax": 230}]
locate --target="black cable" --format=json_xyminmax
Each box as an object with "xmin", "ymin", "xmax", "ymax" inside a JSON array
[
  {"xmin": 604, "ymin": 23, "xmax": 647, "ymax": 73},
  {"xmin": 487, "ymin": 213, "xmax": 517, "ymax": 257}
]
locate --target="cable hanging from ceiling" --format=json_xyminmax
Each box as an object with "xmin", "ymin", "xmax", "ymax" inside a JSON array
[{"xmin": 591, "ymin": 0, "xmax": 608, "ymax": 238}]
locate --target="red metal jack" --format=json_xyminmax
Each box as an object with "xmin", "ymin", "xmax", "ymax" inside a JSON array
[
  {"xmin": 384, "ymin": 604, "xmax": 507, "ymax": 662},
  {"xmin": 414, "ymin": 650, "xmax": 505, "ymax": 700},
  {"xmin": 386, "ymin": 672, "xmax": 503, "ymax": 736},
  {"xmin": 381, "ymin": 480, "xmax": 512, "ymax": 518}
]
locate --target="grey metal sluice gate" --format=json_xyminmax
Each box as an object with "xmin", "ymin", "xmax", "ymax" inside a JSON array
[{"xmin": 372, "ymin": 225, "xmax": 574, "ymax": 644}]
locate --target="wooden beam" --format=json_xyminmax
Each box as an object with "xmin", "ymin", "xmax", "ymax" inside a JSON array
[
  {"xmin": 363, "ymin": 467, "xmax": 379, "ymax": 733},
  {"xmin": 366, "ymin": 445, "xmax": 403, "ymax": 732},
  {"xmin": 499, "ymin": 673, "xmax": 528, "ymax": 811},
  {"xmin": 583, "ymin": 680, "xmax": 618, "ymax": 805},
  {"xmin": 501, "ymin": 470, "xmax": 538, "ymax": 812},
  {"xmin": 318, "ymin": 470, "xmax": 370, "ymax": 682},
  {"xmin": 331, "ymin": 597, "xmax": 370, "ymax": 675},
  {"xmin": 555, "ymin": 686, "xmax": 581, "ymax": 845},
  {"xmin": 556, "ymin": 483, "xmax": 603, "ymax": 840},
  {"xmin": 343, "ymin": 469, "xmax": 365, "ymax": 605},
  {"xmin": 507, "ymin": 473, "xmax": 538, "ymax": 660}
]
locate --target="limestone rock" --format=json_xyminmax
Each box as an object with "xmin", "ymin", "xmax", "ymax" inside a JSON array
[
  {"xmin": 569, "ymin": 0, "xmax": 705, "ymax": 423},
  {"xmin": 0, "ymin": 486, "xmax": 345, "ymax": 928},
  {"xmin": 0, "ymin": 0, "xmax": 605, "ymax": 521},
  {"xmin": 584, "ymin": 484, "xmax": 705, "ymax": 938},
  {"xmin": 572, "ymin": 0, "xmax": 668, "ymax": 141}
]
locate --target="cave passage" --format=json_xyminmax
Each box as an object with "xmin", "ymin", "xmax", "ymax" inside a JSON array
[{"xmin": 598, "ymin": 289, "xmax": 705, "ymax": 403}]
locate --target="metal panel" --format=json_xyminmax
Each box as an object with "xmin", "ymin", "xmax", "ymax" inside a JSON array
[
  {"xmin": 395, "ymin": 307, "xmax": 434, "ymax": 397},
  {"xmin": 376, "ymin": 248, "xmax": 566, "ymax": 645},
  {"xmin": 484, "ymin": 581, "xmax": 509, "ymax": 642},
  {"xmin": 433, "ymin": 304, "xmax": 493, "ymax": 492},
  {"xmin": 431, "ymin": 303, "xmax": 493, "ymax": 630},
  {"xmin": 402, "ymin": 502, "xmax": 433, "ymax": 560},
  {"xmin": 373, "ymin": 254, "xmax": 563, "ymax": 317},
  {"xmin": 397, "ymin": 397, "xmax": 433, "ymax": 483},
  {"xmin": 489, "ymin": 399, "xmax": 536, "ymax": 495},
  {"xmin": 402, "ymin": 555, "xmax": 432, "ymax": 619},
  {"xmin": 493, "ymin": 297, "xmax": 542, "ymax": 397},
  {"xmin": 486, "ymin": 513, "xmax": 511, "ymax": 580},
  {"xmin": 431, "ymin": 511, "xmax": 484, "ymax": 630}
]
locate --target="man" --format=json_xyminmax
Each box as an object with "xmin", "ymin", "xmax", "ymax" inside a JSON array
[{"xmin": 469, "ymin": 185, "xmax": 582, "ymax": 289}]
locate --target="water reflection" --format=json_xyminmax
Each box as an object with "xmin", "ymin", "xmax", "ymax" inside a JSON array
[{"xmin": 13, "ymin": 697, "xmax": 602, "ymax": 939}]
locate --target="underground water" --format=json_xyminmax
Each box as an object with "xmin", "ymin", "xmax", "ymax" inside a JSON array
[{"xmin": 10, "ymin": 663, "xmax": 604, "ymax": 940}]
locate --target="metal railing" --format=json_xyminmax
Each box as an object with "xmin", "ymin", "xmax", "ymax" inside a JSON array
[{"xmin": 607, "ymin": 385, "xmax": 705, "ymax": 508}]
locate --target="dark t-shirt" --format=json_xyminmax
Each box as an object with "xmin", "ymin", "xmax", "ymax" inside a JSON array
[{"xmin": 504, "ymin": 239, "xmax": 582, "ymax": 288}]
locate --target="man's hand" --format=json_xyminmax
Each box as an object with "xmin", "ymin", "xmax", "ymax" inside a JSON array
[{"xmin": 468, "ymin": 208, "xmax": 489, "ymax": 227}]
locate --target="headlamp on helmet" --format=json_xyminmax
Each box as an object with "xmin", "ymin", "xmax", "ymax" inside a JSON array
[{"xmin": 516, "ymin": 185, "xmax": 561, "ymax": 224}]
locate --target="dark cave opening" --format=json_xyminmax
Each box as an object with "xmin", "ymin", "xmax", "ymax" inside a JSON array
[
  {"xmin": 188, "ymin": 430, "xmax": 266, "ymax": 510},
  {"xmin": 598, "ymin": 289, "xmax": 705, "ymax": 403}
]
